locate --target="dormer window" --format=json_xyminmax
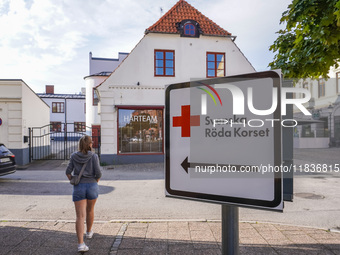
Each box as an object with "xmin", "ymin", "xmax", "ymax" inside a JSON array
[
  {"xmin": 184, "ymin": 23, "xmax": 195, "ymax": 36},
  {"xmin": 177, "ymin": 19, "xmax": 201, "ymax": 38}
]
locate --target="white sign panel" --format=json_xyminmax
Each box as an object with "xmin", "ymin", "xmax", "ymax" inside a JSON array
[{"xmin": 165, "ymin": 71, "xmax": 283, "ymax": 211}]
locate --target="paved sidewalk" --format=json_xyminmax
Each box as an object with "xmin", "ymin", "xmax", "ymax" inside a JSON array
[{"xmin": 1, "ymin": 220, "xmax": 340, "ymax": 255}]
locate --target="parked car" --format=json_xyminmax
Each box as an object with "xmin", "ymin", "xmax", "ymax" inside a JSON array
[
  {"xmin": 0, "ymin": 144, "xmax": 16, "ymax": 176},
  {"xmin": 130, "ymin": 137, "xmax": 138, "ymax": 142}
]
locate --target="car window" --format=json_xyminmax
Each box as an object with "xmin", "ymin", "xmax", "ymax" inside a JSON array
[{"xmin": 0, "ymin": 145, "xmax": 9, "ymax": 153}]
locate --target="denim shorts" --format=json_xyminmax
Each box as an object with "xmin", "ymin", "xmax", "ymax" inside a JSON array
[{"xmin": 73, "ymin": 183, "xmax": 99, "ymax": 202}]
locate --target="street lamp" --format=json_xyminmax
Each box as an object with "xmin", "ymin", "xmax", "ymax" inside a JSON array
[{"xmin": 328, "ymin": 104, "xmax": 334, "ymax": 147}]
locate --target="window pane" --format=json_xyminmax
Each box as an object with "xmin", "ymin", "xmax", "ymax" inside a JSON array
[
  {"xmin": 165, "ymin": 52, "xmax": 173, "ymax": 59},
  {"xmin": 207, "ymin": 69, "xmax": 215, "ymax": 77},
  {"xmin": 216, "ymin": 54, "xmax": 224, "ymax": 62},
  {"xmin": 185, "ymin": 24, "xmax": 192, "ymax": 30},
  {"xmin": 319, "ymin": 79, "xmax": 325, "ymax": 97},
  {"xmin": 155, "ymin": 51, "xmax": 164, "ymax": 59},
  {"xmin": 184, "ymin": 24, "xmax": 195, "ymax": 35},
  {"xmin": 166, "ymin": 68, "xmax": 174, "ymax": 76},
  {"xmin": 156, "ymin": 68, "xmax": 164, "ymax": 75},
  {"xmin": 207, "ymin": 54, "xmax": 215, "ymax": 61},
  {"xmin": 118, "ymin": 109, "xmax": 163, "ymax": 153},
  {"xmin": 217, "ymin": 69, "xmax": 224, "ymax": 77},
  {"xmin": 208, "ymin": 62, "xmax": 215, "ymax": 69},
  {"xmin": 156, "ymin": 60, "xmax": 163, "ymax": 67},
  {"xmin": 165, "ymin": 60, "xmax": 173, "ymax": 68},
  {"xmin": 217, "ymin": 61, "xmax": 224, "ymax": 70}
]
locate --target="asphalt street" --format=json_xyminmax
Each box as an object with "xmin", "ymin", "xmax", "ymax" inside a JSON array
[{"xmin": 0, "ymin": 148, "xmax": 339, "ymax": 230}]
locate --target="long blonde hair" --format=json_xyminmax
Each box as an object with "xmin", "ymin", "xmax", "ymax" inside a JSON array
[{"xmin": 79, "ymin": 135, "xmax": 92, "ymax": 154}]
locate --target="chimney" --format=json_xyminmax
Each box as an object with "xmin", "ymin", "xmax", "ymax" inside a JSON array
[{"xmin": 46, "ymin": 85, "xmax": 54, "ymax": 94}]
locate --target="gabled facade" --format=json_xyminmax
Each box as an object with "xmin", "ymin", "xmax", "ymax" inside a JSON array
[
  {"xmin": 0, "ymin": 80, "xmax": 50, "ymax": 165},
  {"xmin": 96, "ymin": 0, "xmax": 255, "ymax": 164}
]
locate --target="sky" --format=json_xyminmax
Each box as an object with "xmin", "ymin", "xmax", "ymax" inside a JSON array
[{"xmin": 0, "ymin": 0, "xmax": 292, "ymax": 94}]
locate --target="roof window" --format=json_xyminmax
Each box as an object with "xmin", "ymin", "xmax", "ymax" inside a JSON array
[{"xmin": 177, "ymin": 19, "xmax": 201, "ymax": 38}]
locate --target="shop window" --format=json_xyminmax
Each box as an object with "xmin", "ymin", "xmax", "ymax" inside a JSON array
[
  {"xmin": 318, "ymin": 78, "xmax": 325, "ymax": 97},
  {"xmin": 301, "ymin": 124, "xmax": 314, "ymax": 137},
  {"xmin": 50, "ymin": 122, "xmax": 62, "ymax": 132},
  {"xmin": 118, "ymin": 108, "xmax": 163, "ymax": 154},
  {"xmin": 334, "ymin": 116, "xmax": 340, "ymax": 140},
  {"xmin": 52, "ymin": 102, "xmax": 64, "ymax": 113},
  {"xmin": 315, "ymin": 118, "xmax": 328, "ymax": 137},
  {"xmin": 93, "ymin": 88, "xmax": 99, "ymax": 106},
  {"xmin": 74, "ymin": 122, "xmax": 85, "ymax": 132},
  {"xmin": 207, "ymin": 52, "xmax": 225, "ymax": 78},
  {"xmin": 155, "ymin": 50, "xmax": 175, "ymax": 77}
]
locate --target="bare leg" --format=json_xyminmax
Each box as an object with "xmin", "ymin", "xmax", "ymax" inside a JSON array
[
  {"xmin": 86, "ymin": 199, "xmax": 97, "ymax": 233},
  {"xmin": 74, "ymin": 200, "xmax": 87, "ymax": 244}
]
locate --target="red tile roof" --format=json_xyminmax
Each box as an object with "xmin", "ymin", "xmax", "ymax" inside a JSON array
[{"xmin": 145, "ymin": 0, "xmax": 231, "ymax": 37}]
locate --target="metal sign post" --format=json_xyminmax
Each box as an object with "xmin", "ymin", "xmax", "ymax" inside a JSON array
[{"xmin": 222, "ymin": 205, "xmax": 239, "ymax": 255}]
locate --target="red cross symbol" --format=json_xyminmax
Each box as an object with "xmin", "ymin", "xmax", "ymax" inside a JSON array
[{"xmin": 173, "ymin": 105, "xmax": 200, "ymax": 137}]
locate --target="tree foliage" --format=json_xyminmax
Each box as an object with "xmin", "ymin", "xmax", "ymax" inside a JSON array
[{"xmin": 269, "ymin": 0, "xmax": 340, "ymax": 79}]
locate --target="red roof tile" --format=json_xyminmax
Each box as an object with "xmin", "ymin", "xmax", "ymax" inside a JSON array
[{"xmin": 145, "ymin": 0, "xmax": 231, "ymax": 37}]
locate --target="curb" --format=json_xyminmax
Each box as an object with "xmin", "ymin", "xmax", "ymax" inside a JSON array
[{"xmin": 0, "ymin": 218, "xmax": 334, "ymax": 232}]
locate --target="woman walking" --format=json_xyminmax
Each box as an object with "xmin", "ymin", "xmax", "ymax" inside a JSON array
[{"xmin": 66, "ymin": 135, "xmax": 102, "ymax": 252}]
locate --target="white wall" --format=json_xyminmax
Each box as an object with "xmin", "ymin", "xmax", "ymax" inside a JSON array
[
  {"xmin": 97, "ymin": 33, "xmax": 255, "ymax": 155},
  {"xmin": 101, "ymin": 33, "xmax": 254, "ymax": 87},
  {"xmin": 294, "ymin": 137, "xmax": 329, "ymax": 148},
  {"xmin": 90, "ymin": 52, "xmax": 128, "ymax": 75},
  {"xmin": 66, "ymin": 99, "xmax": 85, "ymax": 123},
  {"xmin": 21, "ymin": 82, "xmax": 50, "ymax": 148},
  {"xmin": 85, "ymin": 76, "xmax": 107, "ymax": 129},
  {"xmin": 0, "ymin": 81, "xmax": 22, "ymax": 148},
  {"xmin": 40, "ymin": 97, "xmax": 85, "ymax": 124},
  {"xmin": 42, "ymin": 98, "xmax": 66, "ymax": 123},
  {"xmin": 0, "ymin": 80, "xmax": 49, "ymax": 150}
]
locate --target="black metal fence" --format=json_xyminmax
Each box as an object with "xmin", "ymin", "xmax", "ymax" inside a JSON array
[{"xmin": 29, "ymin": 123, "xmax": 100, "ymax": 161}]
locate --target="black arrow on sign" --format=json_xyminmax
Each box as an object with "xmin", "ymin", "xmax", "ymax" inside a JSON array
[
  {"xmin": 180, "ymin": 157, "xmax": 257, "ymax": 174},
  {"xmin": 181, "ymin": 157, "xmax": 190, "ymax": 173}
]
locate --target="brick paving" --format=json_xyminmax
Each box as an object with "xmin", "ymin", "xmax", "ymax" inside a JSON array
[{"xmin": 1, "ymin": 220, "xmax": 340, "ymax": 255}]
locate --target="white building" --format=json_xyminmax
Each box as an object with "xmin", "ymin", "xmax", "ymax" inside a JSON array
[
  {"xmin": 293, "ymin": 67, "xmax": 340, "ymax": 148},
  {"xmin": 89, "ymin": 52, "xmax": 128, "ymax": 76},
  {"xmin": 0, "ymin": 80, "xmax": 50, "ymax": 165},
  {"xmin": 37, "ymin": 85, "xmax": 86, "ymax": 136},
  {"xmin": 92, "ymin": 0, "xmax": 255, "ymax": 164},
  {"xmin": 85, "ymin": 52, "xmax": 129, "ymax": 141}
]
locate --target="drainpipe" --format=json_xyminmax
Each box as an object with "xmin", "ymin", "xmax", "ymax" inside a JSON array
[
  {"xmin": 65, "ymin": 97, "xmax": 67, "ymax": 125},
  {"xmin": 64, "ymin": 97, "xmax": 67, "ymax": 159}
]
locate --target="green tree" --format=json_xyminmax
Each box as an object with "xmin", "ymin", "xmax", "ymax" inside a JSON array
[{"xmin": 269, "ymin": 0, "xmax": 340, "ymax": 79}]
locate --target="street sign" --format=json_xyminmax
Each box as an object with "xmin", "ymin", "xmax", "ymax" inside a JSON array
[{"xmin": 165, "ymin": 71, "xmax": 283, "ymax": 211}]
